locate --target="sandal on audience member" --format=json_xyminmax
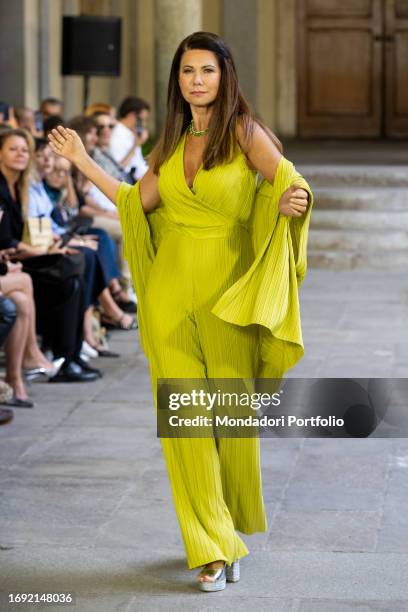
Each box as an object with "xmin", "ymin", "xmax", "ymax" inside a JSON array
[
  {"xmin": 1, "ymin": 393, "xmax": 34, "ymax": 408},
  {"xmin": 111, "ymin": 289, "xmax": 137, "ymax": 313}
]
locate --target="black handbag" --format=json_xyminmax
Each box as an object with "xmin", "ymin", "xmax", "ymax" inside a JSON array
[{"xmin": 22, "ymin": 252, "xmax": 85, "ymax": 283}]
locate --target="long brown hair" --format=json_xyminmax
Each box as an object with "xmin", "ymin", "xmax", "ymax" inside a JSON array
[
  {"xmin": 150, "ymin": 31, "xmax": 282, "ymax": 174},
  {"xmin": 0, "ymin": 127, "xmax": 35, "ymax": 217}
]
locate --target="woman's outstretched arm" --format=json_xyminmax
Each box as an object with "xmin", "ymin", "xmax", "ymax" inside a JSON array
[{"xmin": 48, "ymin": 126, "xmax": 160, "ymax": 213}]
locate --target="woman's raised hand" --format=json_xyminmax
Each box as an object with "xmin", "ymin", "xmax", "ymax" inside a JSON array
[
  {"xmin": 278, "ymin": 185, "xmax": 309, "ymax": 217},
  {"xmin": 48, "ymin": 126, "xmax": 87, "ymax": 165}
]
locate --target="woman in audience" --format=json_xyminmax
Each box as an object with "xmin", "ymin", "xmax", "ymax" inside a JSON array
[{"xmin": 91, "ymin": 111, "xmax": 133, "ymax": 184}]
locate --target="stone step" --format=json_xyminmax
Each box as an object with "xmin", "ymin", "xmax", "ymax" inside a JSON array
[
  {"xmin": 297, "ymin": 165, "xmax": 408, "ymax": 188},
  {"xmin": 310, "ymin": 209, "xmax": 408, "ymax": 230},
  {"xmin": 308, "ymin": 228, "xmax": 408, "ymax": 251},
  {"xmin": 308, "ymin": 249, "xmax": 408, "ymax": 271},
  {"xmin": 311, "ymin": 187, "xmax": 408, "ymax": 211}
]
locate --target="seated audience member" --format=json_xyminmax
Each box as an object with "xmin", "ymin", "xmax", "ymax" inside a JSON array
[
  {"xmin": 29, "ymin": 137, "xmax": 81, "ymax": 236},
  {"xmin": 0, "ymin": 127, "xmax": 98, "ymax": 382},
  {"xmin": 67, "ymin": 115, "xmax": 131, "ymax": 292},
  {"xmin": 14, "ymin": 107, "xmax": 43, "ymax": 138},
  {"xmin": 0, "ymin": 256, "xmax": 63, "ymax": 407},
  {"xmin": 39, "ymin": 98, "xmax": 64, "ymax": 123},
  {"xmin": 91, "ymin": 111, "xmax": 133, "ymax": 184},
  {"xmin": 34, "ymin": 98, "xmax": 64, "ymax": 139},
  {"xmin": 109, "ymin": 96, "xmax": 150, "ymax": 181}
]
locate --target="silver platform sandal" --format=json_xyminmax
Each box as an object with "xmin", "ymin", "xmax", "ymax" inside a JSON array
[
  {"xmin": 197, "ymin": 564, "xmax": 226, "ymax": 592},
  {"xmin": 226, "ymin": 559, "xmax": 240, "ymax": 582}
]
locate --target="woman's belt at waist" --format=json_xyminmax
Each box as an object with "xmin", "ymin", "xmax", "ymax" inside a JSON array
[{"xmin": 163, "ymin": 220, "xmax": 249, "ymax": 238}]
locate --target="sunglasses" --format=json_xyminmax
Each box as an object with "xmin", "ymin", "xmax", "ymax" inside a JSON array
[{"xmin": 96, "ymin": 124, "xmax": 115, "ymax": 132}]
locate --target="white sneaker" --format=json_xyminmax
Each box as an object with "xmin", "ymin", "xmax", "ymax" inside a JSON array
[{"xmin": 81, "ymin": 341, "xmax": 98, "ymax": 359}]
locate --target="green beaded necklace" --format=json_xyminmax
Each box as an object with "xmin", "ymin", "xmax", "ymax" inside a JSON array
[{"xmin": 188, "ymin": 119, "xmax": 209, "ymax": 137}]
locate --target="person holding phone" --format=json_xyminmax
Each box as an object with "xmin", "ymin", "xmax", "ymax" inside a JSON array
[{"xmin": 109, "ymin": 96, "xmax": 150, "ymax": 181}]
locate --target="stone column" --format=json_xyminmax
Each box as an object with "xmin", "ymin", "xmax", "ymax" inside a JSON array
[
  {"xmin": 256, "ymin": 0, "xmax": 277, "ymax": 130},
  {"xmin": 39, "ymin": 0, "xmax": 63, "ymax": 103},
  {"xmin": 276, "ymin": 0, "xmax": 297, "ymax": 137},
  {"xmin": 154, "ymin": 0, "xmax": 202, "ymax": 133},
  {"xmin": 0, "ymin": 0, "xmax": 39, "ymax": 108},
  {"xmin": 134, "ymin": 0, "xmax": 155, "ymax": 129},
  {"xmin": 222, "ymin": 0, "xmax": 257, "ymax": 108}
]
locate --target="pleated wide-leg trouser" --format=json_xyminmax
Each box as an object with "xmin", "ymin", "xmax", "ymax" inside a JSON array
[{"xmin": 144, "ymin": 226, "xmax": 268, "ymax": 570}]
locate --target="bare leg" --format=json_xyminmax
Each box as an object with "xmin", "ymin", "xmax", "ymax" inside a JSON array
[
  {"xmin": 83, "ymin": 306, "xmax": 99, "ymax": 347},
  {"xmin": 20, "ymin": 276, "xmax": 53, "ymax": 369},
  {"xmin": 0, "ymin": 272, "xmax": 53, "ymax": 370},
  {"xmin": 109, "ymin": 278, "xmax": 132, "ymax": 304},
  {"xmin": 3, "ymin": 290, "xmax": 30, "ymax": 400}
]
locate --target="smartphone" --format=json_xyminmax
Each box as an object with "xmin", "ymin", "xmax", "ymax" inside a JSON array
[
  {"xmin": 34, "ymin": 110, "xmax": 43, "ymax": 133},
  {"xmin": 136, "ymin": 117, "xmax": 144, "ymax": 137}
]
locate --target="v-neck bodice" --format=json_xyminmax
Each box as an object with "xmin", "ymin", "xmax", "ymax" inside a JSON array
[
  {"xmin": 157, "ymin": 129, "xmax": 257, "ymax": 231},
  {"xmin": 181, "ymin": 130, "xmax": 203, "ymax": 194}
]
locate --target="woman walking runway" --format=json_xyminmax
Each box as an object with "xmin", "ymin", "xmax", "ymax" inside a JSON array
[{"xmin": 48, "ymin": 31, "xmax": 313, "ymax": 592}]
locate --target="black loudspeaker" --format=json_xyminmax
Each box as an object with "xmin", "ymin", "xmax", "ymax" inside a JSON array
[{"xmin": 62, "ymin": 15, "xmax": 121, "ymax": 76}]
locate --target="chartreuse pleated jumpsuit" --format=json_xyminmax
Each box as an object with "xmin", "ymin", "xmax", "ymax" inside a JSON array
[{"xmin": 116, "ymin": 128, "xmax": 313, "ymax": 570}]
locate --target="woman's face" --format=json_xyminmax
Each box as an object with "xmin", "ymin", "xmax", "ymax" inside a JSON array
[
  {"xmin": 0, "ymin": 135, "xmax": 30, "ymax": 173},
  {"xmin": 35, "ymin": 144, "xmax": 55, "ymax": 176},
  {"xmin": 46, "ymin": 157, "xmax": 71, "ymax": 189},
  {"xmin": 94, "ymin": 114, "xmax": 114, "ymax": 147},
  {"xmin": 178, "ymin": 49, "xmax": 221, "ymax": 108}
]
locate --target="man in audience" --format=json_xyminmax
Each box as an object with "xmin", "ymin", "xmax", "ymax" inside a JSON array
[
  {"xmin": 14, "ymin": 107, "xmax": 43, "ymax": 138},
  {"xmin": 109, "ymin": 96, "xmax": 150, "ymax": 182},
  {"xmin": 39, "ymin": 98, "xmax": 64, "ymax": 122},
  {"xmin": 34, "ymin": 98, "xmax": 64, "ymax": 137}
]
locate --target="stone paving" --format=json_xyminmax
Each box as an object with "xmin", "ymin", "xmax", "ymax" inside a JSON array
[{"xmin": 1, "ymin": 269, "xmax": 408, "ymax": 611}]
